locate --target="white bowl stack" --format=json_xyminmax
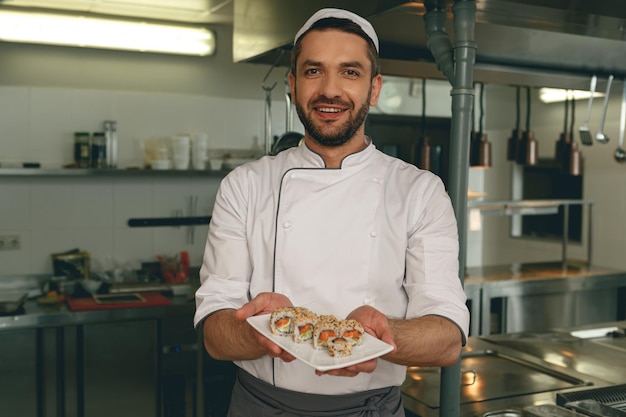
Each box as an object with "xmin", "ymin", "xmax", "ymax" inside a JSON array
[{"xmin": 191, "ymin": 133, "xmax": 209, "ymax": 170}]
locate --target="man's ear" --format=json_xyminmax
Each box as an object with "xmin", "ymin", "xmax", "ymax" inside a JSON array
[{"xmin": 369, "ymin": 74, "xmax": 383, "ymax": 106}]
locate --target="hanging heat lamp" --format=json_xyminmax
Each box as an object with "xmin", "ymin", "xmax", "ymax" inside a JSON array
[
  {"xmin": 507, "ymin": 86, "xmax": 523, "ymax": 161},
  {"xmin": 470, "ymin": 82, "xmax": 492, "ymax": 168},
  {"xmin": 555, "ymin": 89, "xmax": 571, "ymax": 167},
  {"xmin": 418, "ymin": 78, "xmax": 432, "ymax": 171},
  {"xmin": 517, "ymin": 86, "xmax": 538, "ymax": 166}
]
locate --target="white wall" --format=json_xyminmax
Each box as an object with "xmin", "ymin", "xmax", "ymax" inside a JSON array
[{"xmin": 0, "ymin": 25, "xmax": 295, "ymax": 277}]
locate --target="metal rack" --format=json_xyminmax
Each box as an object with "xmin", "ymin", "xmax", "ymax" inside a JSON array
[{"xmin": 468, "ymin": 199, "xmax": 594, "ymax": 267}]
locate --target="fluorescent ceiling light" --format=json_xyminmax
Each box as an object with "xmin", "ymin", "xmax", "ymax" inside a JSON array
[
  {"xmin": 539, "ymin": 88, "xmax": 603, "ymax": 103},
  {"xmin": 0, "ymin": 9, "xmax": 215, "ymax": 56}
]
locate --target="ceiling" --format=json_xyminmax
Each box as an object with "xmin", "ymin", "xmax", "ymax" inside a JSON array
[
  {"xmin": 2, "ymin": 0, "xmax": 626, "ymax": 90},
  {"xmin": 0, "ymin": 0, "xmax": 234, "ymax": 24},
  {"xmin": 230, "ymin": 0, "xmax": 626, "ymax": 90}
]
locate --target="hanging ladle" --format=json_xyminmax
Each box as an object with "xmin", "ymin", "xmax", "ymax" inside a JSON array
[
  {"xmin": 615, "ymin": 79, "xmax": 626, "ymax": 163},
  {"xmin": 596, "ymin": 75, "xmax": 614, "ymax": 144}
]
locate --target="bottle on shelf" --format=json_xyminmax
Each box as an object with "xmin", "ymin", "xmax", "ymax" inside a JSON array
[
  {"xmin": 74, "ymin": 132, "xmax": 91, "ymax": 168},
  {"xmin": 91, "ymin": 132, "xmax": 107, "ymax": 168}
]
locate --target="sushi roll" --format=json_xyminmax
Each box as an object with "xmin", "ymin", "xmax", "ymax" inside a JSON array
[
  {"xmin": 327, "ymin": 337, "xmax": 353, "ymax": 358},
  {"xmin": 269, "ymin": 307, "xmax": 297, "ymax": 336},
  {"xmin": 339, "ymin": 319, "xmax": 364, "ymax": 346},
  {"xmin": 292, "ymin": 310, "xmax": 318, "ymax": 343},
  {"xmin": 313, "ymin": 315, "xmax": 339, "ymax": 350}
]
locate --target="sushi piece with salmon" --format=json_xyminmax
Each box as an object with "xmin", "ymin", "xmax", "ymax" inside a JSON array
[
  {"xmin": 269, "ymin": 306, "xmax": 311, "ymax": 337},
  {"xmin": 313, "ymin": 315, "xmax": 339, "ymax": 350},
  {"xmin": 327, "ymin": 337, "xmax": 353, "ymax": 358},
  {"xmin": 339, "ymin": 319, "xmax": 364, "ymax": 346},
  {"xmin": 292, "ymin": 310, "xmax": 318, "ymax": 343}
]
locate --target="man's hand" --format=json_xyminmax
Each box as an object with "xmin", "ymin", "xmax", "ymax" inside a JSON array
[
  {"xmin": 315, "ymin": 305, "xmax": 397, "ymax": 377},
  {"xmin": 346, "ymin": 305, "xmax": 396, "ymax": 350},
  {"xmin": 234, "ymin": 292, "xmax": 297, "ymax": 363}
]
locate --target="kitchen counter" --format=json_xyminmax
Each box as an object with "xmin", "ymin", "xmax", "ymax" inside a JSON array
[
  {"xmin": 462, "ymin": 262, "xmax": 626, "ymax": 335},
  {"xmin": 464, "ymin": 261, "xmax": 626, "ymax": 285},
  {"xmin": 0, "ymin": 293, "xmax": 195, "ymax": 331},
  {"xmin": 0, "ymin": 290, "xmax": 202, "ymax": 417},
  {"xmin": 402, "ymin": 336, "xmax": 616, "ymax": 417}
]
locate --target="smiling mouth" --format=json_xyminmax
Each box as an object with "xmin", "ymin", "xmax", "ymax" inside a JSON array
[{"xmin": 316, "ymin": 107, "xmax": 344, "ymax": 113}]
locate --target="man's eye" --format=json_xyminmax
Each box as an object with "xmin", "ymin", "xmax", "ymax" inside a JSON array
[
  {"xmin": 345, "ymin": 70, "xmax": 359, "ymax": 77},
  {"xmin": 305, "ymin": 68, "xmax": 319, "ymax": 75}
]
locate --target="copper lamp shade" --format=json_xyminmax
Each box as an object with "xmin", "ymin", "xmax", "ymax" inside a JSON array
[{"xmin": 471, "ymin": 132, "xmax": 492, "ymax": 168}]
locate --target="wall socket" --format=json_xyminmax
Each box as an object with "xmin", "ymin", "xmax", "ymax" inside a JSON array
[{"xmin": 0, "ymin": 235, "xmax": 21, "ymax": 251}]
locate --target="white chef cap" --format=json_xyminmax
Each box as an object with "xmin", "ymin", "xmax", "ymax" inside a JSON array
[{"xmin": 293, "ymin": 8, "xmax": 379, "ymax": 53}]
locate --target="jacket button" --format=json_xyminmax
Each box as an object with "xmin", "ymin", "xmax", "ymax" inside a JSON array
[
  {"xmin": 283, "ymin": 222, "xmax": 292, "ymax": 229},
  {"xmin": 370, "ymin": 231, "xmax": 377, "ymax": 237}
]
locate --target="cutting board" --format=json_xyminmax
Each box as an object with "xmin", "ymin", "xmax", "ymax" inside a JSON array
[{"xmin": 66, "ymin": 292, "xmax": 172, "ymax": 311}]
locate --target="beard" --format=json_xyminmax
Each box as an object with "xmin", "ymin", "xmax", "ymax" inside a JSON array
[{"xmin": 294, "ymin": 88, "xmax": 371, "ymax": 147}]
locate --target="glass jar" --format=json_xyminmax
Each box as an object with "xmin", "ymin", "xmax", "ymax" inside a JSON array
[
  {"xmin": 74, "ymin": 132, "xmax": 91, "ymax": 168},
  {"xmin": 91, "ymin": 132, "xmax": 107, "ymax": 169}
]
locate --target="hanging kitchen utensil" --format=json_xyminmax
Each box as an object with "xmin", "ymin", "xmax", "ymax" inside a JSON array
[
  {"xmin": 507, "ymin": 86, "xmax": 522, "ymax": 161},
  {"xmin": 568, "ymin": 95, "xmax": 582, "ymax": 176},
  {"xmin": 579, "ymin": 75, "xmax": 597, "ymax": 146},
  {"xmin": 261, "ymin": 50, "xmax": 285, "ymax": 155},
  {"xmin": 614, "ymin": 79, "xmax": 626, "ymax": 163},
  {"xmin": 271, "ymin": 68, "xmax": 304, "ymax": 155},
  {"xmin": 595, "ymin": 74, "xmax": 614, "ymax": 144}
]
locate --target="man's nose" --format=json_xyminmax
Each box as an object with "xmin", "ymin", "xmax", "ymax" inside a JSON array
[{"xmin": 318, "ymin": 74, "xmax": 342, "ymax": 99}]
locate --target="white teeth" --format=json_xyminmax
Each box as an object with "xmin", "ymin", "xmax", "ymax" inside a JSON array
[{"xmin": 318, "ymin": 107, "xmax": 342, "ymax": 113}]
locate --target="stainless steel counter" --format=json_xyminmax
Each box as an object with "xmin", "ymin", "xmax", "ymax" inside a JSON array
[
  {"xmin": 463, "ymin": 263, "xmax": 626, "ymax": 335},
  {"xmin": 0, "ymin": 294, "xmax": 195, "ymax": 331},
  {"xmin": 402, "ymin": 337, "xmax": 614, "ymax": 417},
  {"xmin": 483, "ymin": 322, "xmax": 626, "ymax": 385}
]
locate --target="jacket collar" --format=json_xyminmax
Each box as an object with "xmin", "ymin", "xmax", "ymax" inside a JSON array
[{"xmin": 297, "ymin": 136, "xmax": 375, "ymax": 169}]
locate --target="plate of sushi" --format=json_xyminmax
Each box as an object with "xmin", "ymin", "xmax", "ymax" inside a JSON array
[{"xmin": 246, "ymin": 306, "xmax": 394, "ymax": 372}]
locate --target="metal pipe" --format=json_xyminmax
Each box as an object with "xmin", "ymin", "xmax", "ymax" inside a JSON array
[
  {"xmin": 423, "ymin": 5, "xmax": 455, "ymax": 84},
  {"xmin": 429, "ymin": 1, "xmax": 477, "ymax": 417}
]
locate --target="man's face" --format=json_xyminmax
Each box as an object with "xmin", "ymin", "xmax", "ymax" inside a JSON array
[{"xmin": 290, "ymin": 29, "xmax": 382, "ymax": 147}]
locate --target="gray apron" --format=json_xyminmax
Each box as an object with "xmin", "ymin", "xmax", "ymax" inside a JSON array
[{"xmin": 227, "ymin": 369, "xmax": 405, "ymax": 417}]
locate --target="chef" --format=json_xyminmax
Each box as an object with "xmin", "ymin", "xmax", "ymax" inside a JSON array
[{"xmin": 194, "ymin": 7, "xmax": 470, "ymax": 417}]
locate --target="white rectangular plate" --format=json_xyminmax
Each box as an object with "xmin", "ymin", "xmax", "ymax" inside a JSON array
[{"xmin": 247, "ymin": 313, "xmax": 394, "ymax": 372}]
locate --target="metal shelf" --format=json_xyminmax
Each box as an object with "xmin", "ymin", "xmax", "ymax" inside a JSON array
[
  {"xmin": 468, "ymin": 199, "xmax": 593, "ymax": 216},
  {"xmin": 0, "ymin": 168, "xmax": 228, "ymax": 177},
  {"xmin": 467, "ymin": 199, "xmax": 594, "ymax": 268}
]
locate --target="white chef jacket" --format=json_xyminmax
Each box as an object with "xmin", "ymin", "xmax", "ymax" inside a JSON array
[{"xmin": 194, "ymin": 138, "xmax": 469, "ymax": 395}]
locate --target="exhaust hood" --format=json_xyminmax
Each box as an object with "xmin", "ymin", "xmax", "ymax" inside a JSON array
[{"xmin": 232, "ymin": 0, "xmax": 626, "ymax": 90}]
